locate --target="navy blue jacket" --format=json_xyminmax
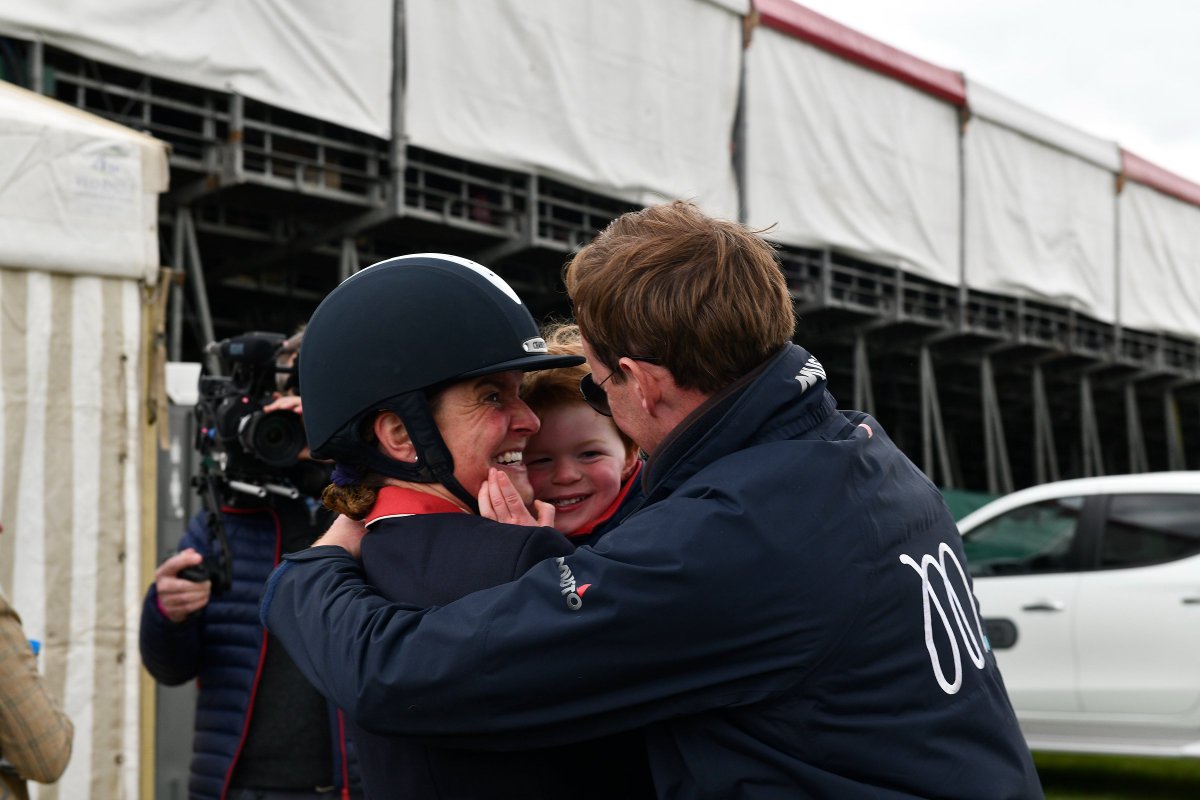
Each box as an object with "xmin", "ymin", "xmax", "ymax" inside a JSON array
[
  {"xmin": 140, "ymin": 504, "xmax": 359, "ymax": 800},
  {"xmin": 351, "ymin": 489, "xmax": 653, "ymax": 799},
  {"xmin": 262, "ymin": 344, "xmax": 1043, "ymax": 799}
]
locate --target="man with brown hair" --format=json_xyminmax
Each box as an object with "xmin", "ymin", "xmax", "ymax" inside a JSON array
[{"xmin": 263, "ymin": 202, "xmax": 1043, "ymax": 799}]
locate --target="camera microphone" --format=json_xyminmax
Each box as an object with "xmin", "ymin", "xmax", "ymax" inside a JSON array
[{"xmin": 211, "ymin": 333, "xmax": 286, "ymax": 365}]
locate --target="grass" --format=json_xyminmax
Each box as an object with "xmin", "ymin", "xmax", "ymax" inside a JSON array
[{"xmin": 1036, "ymin": 752, "xmax": 1200, "ymax": 799}]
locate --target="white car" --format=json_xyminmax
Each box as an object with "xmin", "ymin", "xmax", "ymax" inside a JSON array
[{"xmin": 958, "ymin": 472, "xmax": 1200, "ymax": 757}]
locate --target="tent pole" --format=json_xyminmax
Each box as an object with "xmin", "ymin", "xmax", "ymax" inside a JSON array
[{"xmin": 169, "ymin": 210, "xmax": 185, "ymax": 361}]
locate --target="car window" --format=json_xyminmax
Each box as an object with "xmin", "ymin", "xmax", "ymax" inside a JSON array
[
  {"xmin": 1100, "ymin": 494, "xmax": 1200, "ymax": 569},
  {"xmin": 961, "ymin": 497, "xmax": 1084, "ymax": 577}
]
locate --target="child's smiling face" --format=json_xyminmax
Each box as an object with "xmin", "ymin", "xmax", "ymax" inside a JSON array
[{"xmin": 524, "ymin": 403, "xmax": 637, "ymax": 534}]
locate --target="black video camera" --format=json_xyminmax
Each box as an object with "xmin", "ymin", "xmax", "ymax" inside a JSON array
[
  {"xmin": 181, "ymin": 332, "xmax": 309, "ymax": 593},
  {"xmin": 196, "ymin": 332, "xmax": 307, "ymax": 486}
]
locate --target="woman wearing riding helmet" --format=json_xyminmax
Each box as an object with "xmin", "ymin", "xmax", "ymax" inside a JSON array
[{"xmin": 296, "ymin": 253, "xmax": 654, "ymax": 800}]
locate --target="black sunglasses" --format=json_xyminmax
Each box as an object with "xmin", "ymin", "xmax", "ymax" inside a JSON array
[{"xmin": 579, "ymin": 356, "xmax": 657, "ymax": 417}]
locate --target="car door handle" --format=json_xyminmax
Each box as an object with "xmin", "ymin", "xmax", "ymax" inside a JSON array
[
  {"xmin": 1183, "ymin": 597, "xmax": 1200, "ymax": 605},
  {"xmin": 1021, "ymin": 600, "xmax": 1065, "ymax": 612}
]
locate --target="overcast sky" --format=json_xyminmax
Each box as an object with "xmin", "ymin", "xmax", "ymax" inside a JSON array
[{"xmin": 796, "ymin": 0, "xmax": 1200, "ymax": 184}]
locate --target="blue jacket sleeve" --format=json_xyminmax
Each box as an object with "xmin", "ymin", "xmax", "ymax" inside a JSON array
[
  {"xmin": 261, "ymin": 489, "xmax": 843, "ymax": 745},
  {"xmin": 138, "ymin": 511, "xmax": 210, "ymax": 685}
]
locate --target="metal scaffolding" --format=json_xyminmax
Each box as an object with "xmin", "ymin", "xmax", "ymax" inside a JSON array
[{"xmin": 3, "ymin": 31, "xmax": 1197, "ymax": 492}]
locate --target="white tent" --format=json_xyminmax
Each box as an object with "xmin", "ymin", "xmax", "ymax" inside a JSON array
[
  {"xmin": 406, "ymin": 0, "xmax": 747, "ymax": 220},
  {"xmin": 963, "ymin": 81, "xmax": 1121, "ymax": 323},
  {"xmin": 745, "ymin": 19, "xmax": 962, "ymax": 285},
  {"xmin": 0, "ymin": 79, "xmax": 169, "ymax": 800},
  {"xmin": 0, "ymin": 0, "xmax": 393, "ymax": 139},
  {"xmin": 1118, "ymin": 153, "xmax": 1200, "ymax": 339}
]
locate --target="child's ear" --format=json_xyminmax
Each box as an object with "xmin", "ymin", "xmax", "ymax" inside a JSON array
[{"xmin": 620, "ymin": 445, "xmax": 640, "ymax": 481}]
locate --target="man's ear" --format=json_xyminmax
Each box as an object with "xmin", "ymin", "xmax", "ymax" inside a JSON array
[
  {"xmin": 622, "ymin": 357, "xmax": 662, "ymax": 416},
  {"xmin": 373, "ymin": 411, "xmax": 418, "ymax": 463}
]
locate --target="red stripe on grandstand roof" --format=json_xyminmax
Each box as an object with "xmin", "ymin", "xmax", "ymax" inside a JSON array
[
  {"xmin": 1122, "ymin": 150, "xmax": 1200, "ymax": 208},
  {"xmin": 755, "ymin": 0, "xmax": 966, "ymax": 106}
]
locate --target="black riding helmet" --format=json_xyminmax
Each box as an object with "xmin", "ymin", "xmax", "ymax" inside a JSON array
[{"xmin": 300, "ymin": 253, "xmax": 584, "ymax": 508}]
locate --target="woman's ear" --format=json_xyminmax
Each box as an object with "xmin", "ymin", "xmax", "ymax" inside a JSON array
[{"xmin": 373, "ymin": 411, "xmax": 418, "ymax": 463}]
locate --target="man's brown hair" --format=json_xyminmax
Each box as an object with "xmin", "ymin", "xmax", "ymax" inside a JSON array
[{"xmin": 564, "ymin": 201, "xmax": 795, "ymax": 394}]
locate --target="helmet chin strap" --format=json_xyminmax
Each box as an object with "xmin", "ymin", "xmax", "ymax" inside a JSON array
[{"xmin": 348, "ymin": 391, "xmax": 480, "ymax": 513}]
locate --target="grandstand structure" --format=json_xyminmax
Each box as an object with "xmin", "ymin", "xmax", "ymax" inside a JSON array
[{"xmin": 2, "ymin": 0, "xmax": 1198, "ymax": 495}]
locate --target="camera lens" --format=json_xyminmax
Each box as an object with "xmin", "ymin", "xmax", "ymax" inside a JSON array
[{"xmin": 239, "ymin": 410, "xmax": 306, "ymax": 468}]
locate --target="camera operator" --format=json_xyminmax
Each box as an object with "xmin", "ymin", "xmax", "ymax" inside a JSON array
[{"xmin": 139, "ymin": 330, "xmax": 361, "ymax": 800}]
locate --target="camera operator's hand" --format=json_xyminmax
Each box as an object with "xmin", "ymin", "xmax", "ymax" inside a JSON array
[
  {"xmin": 264, "ymin": 394, "xmax": 303, "ymax": 415},
  {"xmin": 264, "ymin": 394, "xmax": 313, "ymax": 461},
  {"xmin": 155, "ymin": 549, "xmax": 212, "ymax": 623},
  {"xmin": 313, "ymin": 515, "xmax": 367, "ymax": 559}
]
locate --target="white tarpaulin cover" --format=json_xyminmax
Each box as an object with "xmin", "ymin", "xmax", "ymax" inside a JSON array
[
  {"xmin": 404, "ymin": 0, "xmax": 744, "ymax": 219},
  {"xmin": 744, "ymin": 26, "xmax": 961, "ymax": 286},
  {"xmin": 0, "ymin": 82, "xmax": 162, "ymax": 799},
  {"xmin": 1118, "ymin": 181, "xmax": 1200, "ymax": 337},
  {"xmin": 0, "ymin": 80, "xmax": 168, "ymax": 284},
  {"xmin": 0, "ymin": 270, "xmax": 149, "ymax": 800},
  {"xmin": 967, "ymin": 83, "xmax": 1121, "ymax": 173},
  {"xmin": 0, "ymin": 0, "xmax": 393, "ymax": 138},
  {"xmin": 964, "ymin": 82, "xmax": 1119, "ymax": 322}
]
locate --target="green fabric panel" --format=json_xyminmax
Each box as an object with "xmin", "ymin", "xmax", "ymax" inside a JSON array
[{"xmin": 941, "ymin": 487, "xmax": 1000, "ymax": 521}]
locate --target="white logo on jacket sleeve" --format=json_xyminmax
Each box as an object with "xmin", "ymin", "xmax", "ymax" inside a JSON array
[
  {"xmin": 899, "ymin": 543, "xmax": 989, "ymax": 695},
  {"xmin": 793, "ymin": 356, "xmax": 826, "ymax": 392},
  {"xmin": 556, "ymin": 557, "xmax": 590, "ymax": 611}
]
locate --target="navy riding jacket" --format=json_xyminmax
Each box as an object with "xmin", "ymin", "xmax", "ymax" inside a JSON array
[
  {"xmin": 262, "ymin": 344, "xmax": 1043, "ymax": 799},
  {"xmin": 350, "ymin": 487, "xmax": 653, "ymax": 799}
]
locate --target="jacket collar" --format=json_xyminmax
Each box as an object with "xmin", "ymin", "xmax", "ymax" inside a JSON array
[
  {"xmin": 568, "ymin": 459, "xmax": 643, "ymax": 539},
  {"xmin": 640, "ymin": 344, "xmax": 837, "ymax": 505},
  {"xmin": 365, "ymin": 486, "xmax": 467, "ymax": 526}
]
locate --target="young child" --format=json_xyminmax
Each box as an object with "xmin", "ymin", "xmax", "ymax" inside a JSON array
[{"xmin": 521, "ymin": 323, "xmax": 643, "ymax": 546}]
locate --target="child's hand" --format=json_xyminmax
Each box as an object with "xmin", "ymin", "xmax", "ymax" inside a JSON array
[{"xmin": 479, "ymin": 468, "xmax": 556, "ymax": 528}]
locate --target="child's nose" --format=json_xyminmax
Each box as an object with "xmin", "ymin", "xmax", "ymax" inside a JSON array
[{"xmin": 553, "ymin": 461, "xmax": 582, "ymax": 483}]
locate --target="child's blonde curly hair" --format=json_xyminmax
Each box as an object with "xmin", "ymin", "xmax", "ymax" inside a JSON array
[{"xmin": 521, "ymin": 323, "xmax": 637, "ymax": 454}]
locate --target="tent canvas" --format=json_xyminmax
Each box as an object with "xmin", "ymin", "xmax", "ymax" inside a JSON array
[
  {"xmin": 0, "ymin": 80, "xmax": 168, "ymax": 283},
  {"xmin": 0, "ymin": 0, "xmax": 392, "ymax": 139},
  {"xmin": 0, "ymin": 79, "xmax": 168, "ymax": 799}
]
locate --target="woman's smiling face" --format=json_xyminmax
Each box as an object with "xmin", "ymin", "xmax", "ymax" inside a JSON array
[
  {"xmin": 434, "ymin": 371, "xmax": 540, "ymax": 505},
  {"xmin": 523, "ymin": 402, "xmax": 637, "ymax": 534}
]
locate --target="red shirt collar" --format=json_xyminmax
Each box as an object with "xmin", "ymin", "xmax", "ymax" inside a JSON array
[
  {"xmin": 568, "ymin": 459, "xmax": 643, "ymax": 539},
  {"xmin": 366, "ymin": 486, "xmax": 468, "ymax": 526}
]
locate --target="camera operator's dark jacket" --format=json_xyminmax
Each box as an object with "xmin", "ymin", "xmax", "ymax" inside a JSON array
[
  {"xmin": 262, "ymin": 344, "xmax": 1043, "ymax": 800},
  {"xmin": 140, "ymin": 503, "xmax": 360, "ymax": 800}
]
